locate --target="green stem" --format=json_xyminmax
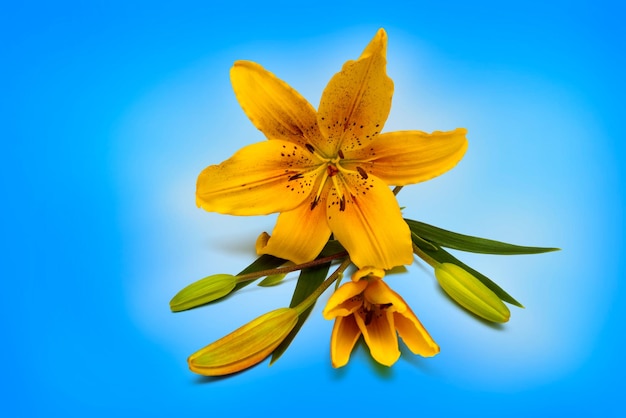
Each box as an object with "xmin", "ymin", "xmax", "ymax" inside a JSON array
[
  {"xmin": 235, "ymin": 251, "xmax": 348, "ymax": 284},
  {"xmin": 294, "ymin": 258, "xmax": 352, "ymax": 315},
  {"xmin": 412, "ymin": 242, "xmax": 440, "ymax": 268}
]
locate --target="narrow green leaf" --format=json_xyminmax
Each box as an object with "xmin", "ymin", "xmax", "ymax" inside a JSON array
[
  {"xmin": 318, "ymin": 239, "xmax": 347, "ymax": 257},
  {"xmin": 270, "ymin": 261, "xmax": 331, "ymax": 364},
  {"xmin": 406, "ymin": 218, "xmax": 560, "ymax": 255},
  {"xmin": 232, "ymin": 254, "xmax": 286, "ymax": 292},
  {"xmin": 258, "ymin": 273, "xmax": 288, "ymax": 287},
  {"xmin": 412, "ymin": 236, "xmax": 524, "ymax": 308},
  {"xmin": 411, "ymin": 231, "xmax": 438, "ymax": 251}
]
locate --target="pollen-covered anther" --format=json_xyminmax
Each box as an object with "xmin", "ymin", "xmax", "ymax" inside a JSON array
[
  {"xmin": 338, "ymin": 149, "xmax": 345, "ymax": 159},
  {"xmin": 339, "ymin": 195, "xmax": 346, "ymax": 211},
  {"xmin": 356, "ymin": 166, "xmax": 368, "ymax": 179},
  {"xmin": 310, "ymin": 196, "xmax": 320, "ymax": 210},
  {"xmin": 288, "ymin": 173, "xmax": 304, "ymax": 181},
  {"xmin": 305, "ymin": 143, "xmax": 315, "ymax": 153},
  {"xmin": 364, "ymin": 309, "xmax": 373, "ymax": 326}
]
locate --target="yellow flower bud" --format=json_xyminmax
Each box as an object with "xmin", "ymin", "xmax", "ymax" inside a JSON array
[
  {"xmin": 434, "ymin": 263, "xmax": 510, "ymax": 323},
  {"xmin": 188, "ymin": 308, "xmax": 298, "ymax": 376},
  {"xmin": 169, "ymin": 274, "xmax": 237, "ymax": 312}
]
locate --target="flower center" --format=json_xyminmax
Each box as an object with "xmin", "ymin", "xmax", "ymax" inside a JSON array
[
  {"xmin": 305, "ymin": 143, "xmax": 368, "ymax": 212},
  {"xmin": 307, "ymin": 147, "xmax": 346, "ymax": 211},
  {"xmin": 361, "ymin": 299, "xmax": 393, "ymax": 326}
]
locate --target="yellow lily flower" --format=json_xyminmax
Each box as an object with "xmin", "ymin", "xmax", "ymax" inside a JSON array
[
  {"xmin": 196, "ymin": 29, "xmax": 468, "ymax": 269},
  {"xmin": 322, "ymin": 267, "xmax": 439, "ymax": 367}
]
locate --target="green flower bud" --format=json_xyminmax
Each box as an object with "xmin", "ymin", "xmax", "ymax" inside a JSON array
[
  {"xmin": 188, "ymin": 308, "xmax": 299, "ymax": 376},
  {"xmin": 434, "ymin": 263, "xmax": 510, "ymax": 323},
  {"xmin": 170, "ymin": 274, "xmax": 237, "ymax": 312}
]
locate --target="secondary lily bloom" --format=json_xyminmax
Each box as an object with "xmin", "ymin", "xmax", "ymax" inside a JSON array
[
  {"xmin": 196, "ymin": 28, "xmax": 468, "ymax": 269},
  {"xmin": 323, "ymin": 267, "xmax": 439, "ymax": 367}
]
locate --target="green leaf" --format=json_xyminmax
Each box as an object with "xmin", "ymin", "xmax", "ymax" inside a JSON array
[
  {"xmin": 406, "ymin": 218, "xmax": 560, "ymax": 255},
  {"xmin": 318, "ymin": 239, "xmax": 347, "ymax": 257},
  {"xmin": 232, "ymin": 254, "xmax": 287, "ymax": 292},
  {"xmin": 258, "ymin": 273, "xmax": 288, "ymax": 287},
  {"xmin": 412, "ymin": 236, "xmax": 524, "ymax": 308},
  {"xmin": 411, "ymin": 231, "xmax": 438, "ymax": 251},
  {"xmin": 270, "ymin": 260, "xmax": 331, "ymax": 364}
]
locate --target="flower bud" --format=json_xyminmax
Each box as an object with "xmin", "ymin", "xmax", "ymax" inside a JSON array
[
  {"xmin": 188, "ymin": 308, "xmax": 298, "ymax": 376},
  {"xmin": 170, "ymin": 274, "xmax": 237, "ymax": 312},
  {"xmin": 434, "ymin": 263, "xmax": 510, "ymax": 323}
]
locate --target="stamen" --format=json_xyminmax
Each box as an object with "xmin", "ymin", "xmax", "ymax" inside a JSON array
[
  {"xmin": 305, "ymin": 143, "xmax": 315, "ymax": 153},
  {"xmin": 356, "ymin": 166, "xmax": 368, "ymax": 179},
  {"xmin": 364, "ymin": 309, "xmax": 373, "ymax": 326},
  {"xmin": 310, "ymin": 166, "xmax": 330, "ymax": 211},
  {"xmin": 288, "ymin": 173, "xmax": 304, "ymax": 181},
  {"xmin": 338, "ymin": 149, "xmax": 345, "ymax": 159},
  {"xmin": 339, "ymin": 196, "xmax": 346, "ymax": 212},
  {"xmin": 331, "ymin": 175, "xmax": 344, "ymax": 202}
]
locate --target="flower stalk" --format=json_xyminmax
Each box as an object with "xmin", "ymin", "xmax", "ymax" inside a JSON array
[
  {"xmin": 293, "ymin": 258, "xmax": 352, "ymax": 315},
  {"xmin": 234, "ymin": 250, "xmax": 348, "ymax": 284}
]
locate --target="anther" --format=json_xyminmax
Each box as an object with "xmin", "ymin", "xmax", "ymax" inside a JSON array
[
  {"xmin": 338, "ymin": 149, "xmax": 345, "ymax": 159},
  {"xmin": 339, "ymin": 196, "xmax": 346, "ymax": 212},
  {"xmin": 305, "ymin": 143, "xmax": 315, "ymax": 153},
  {"xmin": 310, "ymin": 197, "xmax": 320, "ymax": 210},
  {"xmin": 288, "ymin": 173, "xmax": 304, "ymax": 181},
  {"xmin": 356, "ymin": 166, "xmax": 368, "ymax": 179},
  {"xmin": 364, "ymin": 310, "xmax": 373, "ymax": 326}
]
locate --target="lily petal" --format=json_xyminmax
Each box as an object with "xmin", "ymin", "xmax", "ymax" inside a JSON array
[
  {"xmin": 355, "ymin": 308, "xmax": 400, "ymax": 366},
  {"xmin": 329, "ymin": 315, "xmax": 362, "ymax": 368},
  {"xmin": 231, "ymin": 61, "xmax": 324, "ymax": 149},
  {"xmin": 327, "ymin": 173, "xmax": 413, "ymax": 269},
  {"xmin": 323, "ymin": 280, "xmax": 368, "ymax": 319},
  {"xmin": 363, "ymin": 279, "xmax": 408, "ymax": 313},
  {"xmin": 393, "ymin": 310, "xmax": 440, "ymax": 357},
  {"xmin": 256, "ymin": 197, "xmax": 332, "ymax": 264},
  {"xmin": 317, "ymin": 29, "xmax": 393, "ymax": 155},
  {"xmin": 351, "ymin": 266, "xmax": 385, "ymax": 283},
  {"xmin": 196, "ymin": 140, "xmax": 321, "ymax": 215},
  {"xmin": 344, "ymin": 128, "xmax": 468, "ymax": 186}
]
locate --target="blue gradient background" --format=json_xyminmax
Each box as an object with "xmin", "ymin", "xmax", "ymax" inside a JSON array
[{"xmin": 3, "ymin": 1, "xmax": 624, "ymax": 416}]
